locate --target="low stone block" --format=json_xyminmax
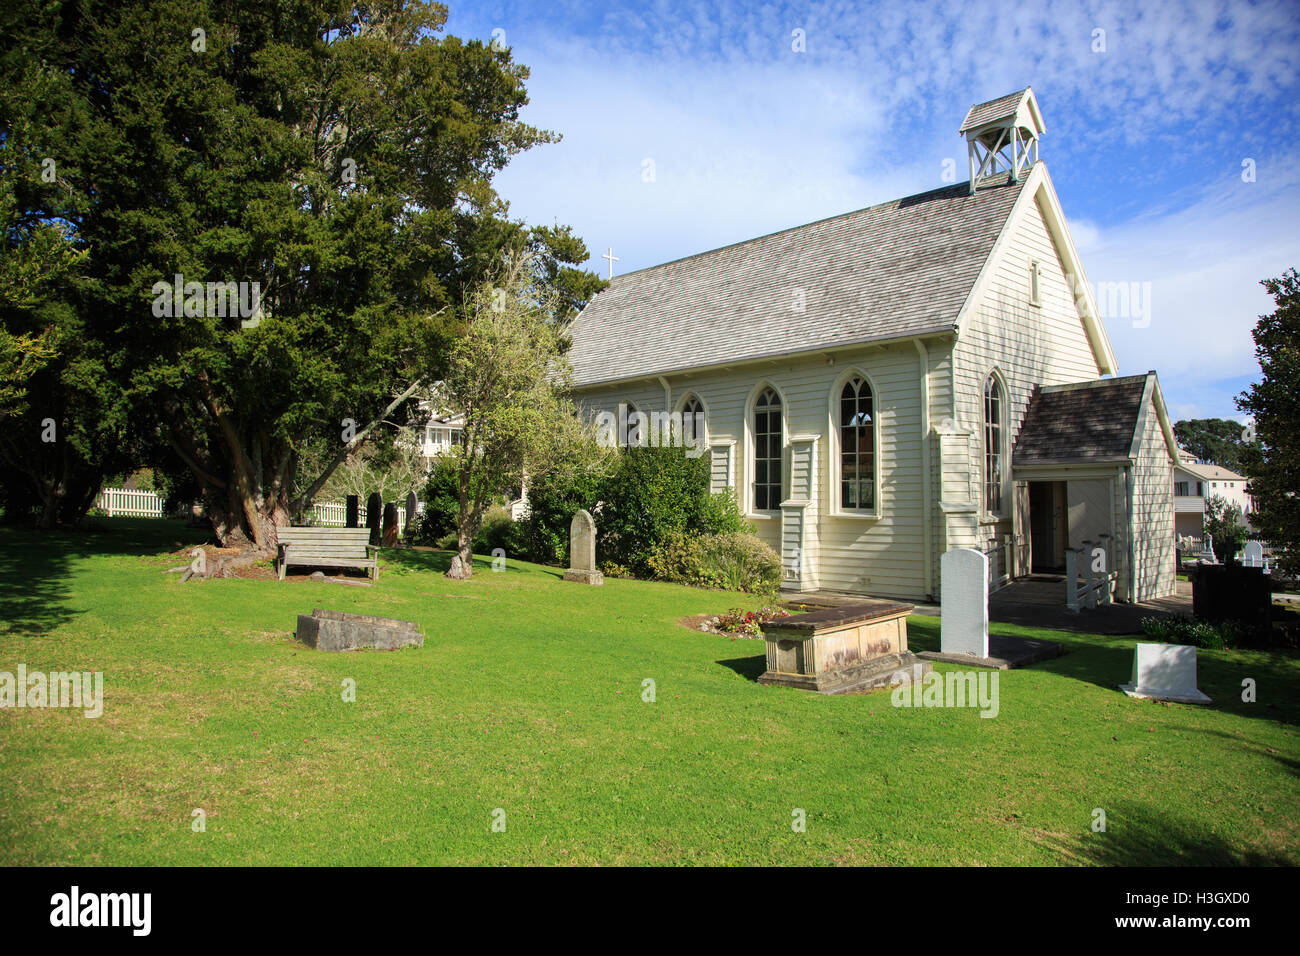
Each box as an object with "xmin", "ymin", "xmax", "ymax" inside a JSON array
[
  {"xmin": 296, "ymin": 608, "xmax": 423, "ymax": 652},
  {"xmin": 758, "ymin": 601, "xmax": 929, "ymax": 695},
  {"xmin": 562, "ymin": 568, "xmax": 604, "ymax": 586},
  {"xmin": 1119, "ymin": 642, "xmax": 1211, "ymax": 704}
]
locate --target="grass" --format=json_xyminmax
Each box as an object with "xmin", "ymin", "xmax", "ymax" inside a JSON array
[{"xmin": 1, "ymin": 517, "xmax": 1298, "ymax": 866}]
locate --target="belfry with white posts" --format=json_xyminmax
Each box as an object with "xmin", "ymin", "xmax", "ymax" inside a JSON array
[{"xmin": 960, "ymin": 87, "xmax": 1045, "ymax": 193}]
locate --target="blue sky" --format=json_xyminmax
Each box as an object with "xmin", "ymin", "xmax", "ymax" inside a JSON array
[{"xmin": 443, "ymin": 0, "xmax": 1300, "ymax": 422}]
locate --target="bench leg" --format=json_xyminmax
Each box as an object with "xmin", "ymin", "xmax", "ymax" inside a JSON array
[{"xmin": 278, "ymin": 559, "xmax": 286, "ymax": 581}]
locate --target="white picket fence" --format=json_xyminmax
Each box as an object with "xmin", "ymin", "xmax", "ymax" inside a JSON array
[
  {"xmin": 96, "ymin": 488, "xmax": 413, "ymax": 531},
  {"xmin": 309, "ymin": 501, "xmax": 409, "ymax": 529},
  {"xmin": 95, "ymin": 487, "xmax": 165, "ymax": 517}
]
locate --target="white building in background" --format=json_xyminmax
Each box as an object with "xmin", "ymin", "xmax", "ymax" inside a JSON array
[
  {"xmin": 415, "ymin": 401, "xmax": 528, "ymax": 518},
  {"xmin": 1173, "ymin": 448, "xmax": 1252, "ymax": 539},
  {"xmin": 419, "ymin": 407, "xmax": 464, "ymax": 469}
]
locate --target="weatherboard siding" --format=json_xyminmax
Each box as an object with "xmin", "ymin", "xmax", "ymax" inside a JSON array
[
  {"xmin": 950, "ymin": 192, "xmax": 1105, "ymax": 549},
  {"xmin": 1131, "ymin": 397, "xmax": 1177, "ymax": 601},
  {"xmin": 574, "ymin": 340, "xmax": 933, "ymax": 600}
]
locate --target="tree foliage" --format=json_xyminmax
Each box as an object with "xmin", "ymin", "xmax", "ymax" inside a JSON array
[
  {"xmin": 0, "ymin": 0, "xmax": 603, "ymax": 542},
  {"xmin": 434, "ymin": 252, "xmax": 608, "ymax": 578},
  {"xmin": 1172, "ymin": 418, "xmax": 1249, "ymax": 472},
  {"xmin": 1237, "ymin": 268, "xmax": 1300, "ymax": 575}
]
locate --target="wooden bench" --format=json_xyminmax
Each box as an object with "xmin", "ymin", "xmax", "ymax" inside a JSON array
[{"xmin": 277, "ymin": 527, "xmax": 379, "ymax": 581}]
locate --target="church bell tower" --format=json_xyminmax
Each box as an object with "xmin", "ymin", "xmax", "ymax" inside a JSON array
[{"xmin": 960, "ymin": 88, "xmax": 1045, "ymax": 194}]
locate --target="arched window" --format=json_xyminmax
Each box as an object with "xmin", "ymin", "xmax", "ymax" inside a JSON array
[
  {"xmin": 984, "ymin": 374, "xmax": 1004, "ymax": 513},
  {"xmin": 840, "ymin": 377, "xmax": 874, "ymax": 509},
  {"xmin": 681, "ymin": 395, "xmax": 705, "ymax": 445},
  {"xmin": 753, "ymin": 388, "xmax": 782, "ymax": 510}
]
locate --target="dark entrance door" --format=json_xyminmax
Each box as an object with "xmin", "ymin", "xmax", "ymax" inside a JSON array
[{"xmin": 1029, "ymin": 481, "xmax": 1067, "ymax": 574}]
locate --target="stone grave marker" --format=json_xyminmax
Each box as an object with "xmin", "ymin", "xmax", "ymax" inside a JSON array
[
  {"xmin": 1241, "ymin": 540, "xmax": 1264, "ymax": 568},
  {"xmin": 404, "ymin": 491, "xmax": 418, "ymax": 541},
  {"xmin": 562, "ymin": 509, "xmax": 604, "ymax": 586},
  {"xmin": 345, "ymin": 494, "xmax": 359, "ymax": 529},
  {"xmin": 940, "ymin": 547, "xmax": 989, "ymax": 658},
  {"xmin": 382, "ymin": 502, "xmax": 399, "ymax": 547},
  {"xmin": 366, "ymin": 492, "xmax": 382, "ymax": 546},
  {"xmin": 1119, "ymin": 642, "xmax": 1212, "ymax": 704}
]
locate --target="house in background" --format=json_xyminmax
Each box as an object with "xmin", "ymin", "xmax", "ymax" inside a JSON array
[
  {"xmin": 418, "ymin": 405, "xmax": 464, "ymax": 471},
  {"xmin": 1173, "ymin": 449, "xmax": 1253, "ymax": 540},
  {"xmin": 566, "ymin": 88, "xmax": 1178, "ymax": 604}
]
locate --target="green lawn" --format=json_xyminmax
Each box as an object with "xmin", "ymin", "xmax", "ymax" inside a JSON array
[{"xmin": 2, "ymin": 518, "xmax": 1297, "ymax": 866}]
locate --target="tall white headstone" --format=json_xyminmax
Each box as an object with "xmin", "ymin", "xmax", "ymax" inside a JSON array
[
  {"xmin": 1120, "ymin": 642, "xmax": 1211, "ymax": 704},
  {"xmin": 1241, "ymin": 540, "xmax": 1264, "ymax": 568},
  {"xmin": 941, "ymin": 548, "xmax": 989, "ymax": 658}
]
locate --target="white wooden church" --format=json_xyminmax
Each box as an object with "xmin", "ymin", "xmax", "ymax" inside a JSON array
[{"xmin": 566, "ymin": 89, "xmax": 1178, "ymax": 604}]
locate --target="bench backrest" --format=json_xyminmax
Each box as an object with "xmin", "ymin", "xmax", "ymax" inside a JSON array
[{"xmin": 279, "ymin": 526, "xmax": 373, "ymax": 557}]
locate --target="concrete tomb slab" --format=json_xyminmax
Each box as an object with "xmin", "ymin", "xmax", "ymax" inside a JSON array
[{"xmin": 296, "ymin": 608, "xmax": 423, "ymax": 652}]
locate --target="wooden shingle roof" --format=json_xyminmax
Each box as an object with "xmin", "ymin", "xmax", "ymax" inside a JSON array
[
  {"xmin": 960, "ymin": 89, "xmax": 1030, "ymax": 132},
  {"xmin": 1012, "ymin": 374, "xmax": 1154, "ymax": 465},
  {"xmin": 567, "ymin": 177, "xmax": 1028, "ymax": 387}
]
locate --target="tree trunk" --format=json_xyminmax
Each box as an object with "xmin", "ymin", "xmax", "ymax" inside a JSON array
[{"xmin": 446, "ymin": 529, "xmax": 474, "ymax": 579}]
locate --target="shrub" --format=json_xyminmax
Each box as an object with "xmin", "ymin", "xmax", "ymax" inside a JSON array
[
  {"xmin": 518, "ymin": 467, "xmax": 604, "ymax": 566},
  {"xmin": 598, "ymin": 445, "xmax": 747, "ymax": 576},
  {"xmin": 1139, "ymin": 614, "xmax": 1233, "ymax": 649},
  {"xmin": 647, "ymin": 532, "xmax": 720, "ymax": 589},
  {"xmin": 412, "ymin": 459, "xmax": 461, "ymax": 546},
  {"xmin": 699, "ymin": 531, "xmax": 783, "ymax": 595},
  {"xmin": 648, "ymin": 530, "xmax": 782, "ymax": 594},
  {"xmin": 475, "ymin": 505, "xmax": 522, "ymax": 557}
]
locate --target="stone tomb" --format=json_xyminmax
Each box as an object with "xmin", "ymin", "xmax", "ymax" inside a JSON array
[
  {"xmin": 758, "ymin": 600, "xmax": 930, "ymax": 695},
  {"xmin": 562, "ymin": 509, "xmax": 604, "ymax": 586},
  {"xmin": 296, "ymin": 608, "xmax": 423, "ymax": 652},
  {"xmin": 1119, "ymin": 642, "xmax": 1212, "ymax": 704}
]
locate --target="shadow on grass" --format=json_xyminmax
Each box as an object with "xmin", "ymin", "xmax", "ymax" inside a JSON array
[
  {"xmin": 1032, "ymin": 800, "xmax": 1295, "ymax": 866},
  {"xmin": 913, "ymin": 615, "xmax": 1300, "ymax": 729},
  {"xmin": 380, "ymin": 547, "xmax": 555, "ymax": 577},
  {"xmin": 0, "ymin": 517, "xmax": 213, "ymax": 635},
  {"xmin": 716, "ymin": 651, "xmax": 767, "ymax": 682}
]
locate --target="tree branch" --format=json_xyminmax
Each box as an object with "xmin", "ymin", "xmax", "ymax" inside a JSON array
[{"xmin": 289, "ymin": 376, "xmax": 426, "ymax": 515}]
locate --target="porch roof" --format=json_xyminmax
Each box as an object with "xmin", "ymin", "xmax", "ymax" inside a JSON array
[{"xmin": 1011, "ymin": 374, "xmax": 1151, "ymax": 466}]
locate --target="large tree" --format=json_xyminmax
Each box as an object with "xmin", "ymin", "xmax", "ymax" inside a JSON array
[
  {"xmin": 1171, "ymin": 417, "xmax": 1249, "ymax": 472},
  {"xmin": 1237, "ymin": 268, "xmax": 1300, "ymax": 576},
  {"xmin": 0, "ymin": 0, "xmax": 601, "ymax": 545}
]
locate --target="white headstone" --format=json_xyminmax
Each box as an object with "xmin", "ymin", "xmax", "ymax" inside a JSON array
[
  {"xmin": 941, "ymin": 548, "xmax": 989, "ymax": 658},
  {"xmin": 1119, "ymin": 642, "xmax": 1211, "ymax": 704},
  {"xmin": 1198, "ymin": 538, "xmax": 1217, "ymax": 564},
  {"xmin": 1241, "ymin": 540, "xmax": 1264, "ymax": 568}
]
